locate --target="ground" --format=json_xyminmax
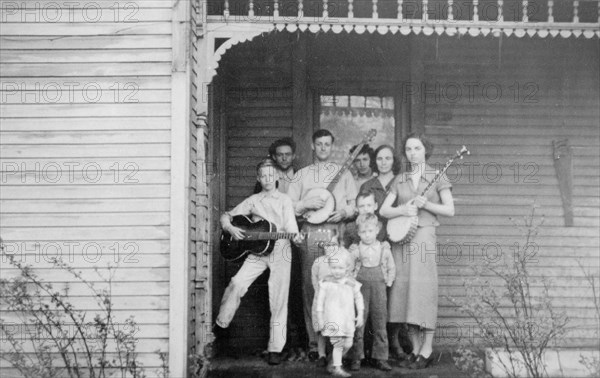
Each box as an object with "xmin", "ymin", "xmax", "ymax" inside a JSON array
[{"xmin": 208, "ymin": 351, "xmax": 469, "ymax": 377}]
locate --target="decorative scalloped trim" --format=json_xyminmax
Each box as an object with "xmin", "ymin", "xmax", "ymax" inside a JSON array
[
  {"xmin": 206, "ymin": 22, "xmax": 599, "ymax": 81},
  {"xmin": 207, "ymin": 25, "xmax": 276, "ymax": 81},
  {"xmin": 270, "ymin": 23, "xmax": 599, "ymax": 40}
]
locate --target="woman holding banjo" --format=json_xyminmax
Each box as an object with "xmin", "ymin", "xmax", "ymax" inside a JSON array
[{"xmin": 379, "ymin": 133, "xmax": 455, "ymax": 369}]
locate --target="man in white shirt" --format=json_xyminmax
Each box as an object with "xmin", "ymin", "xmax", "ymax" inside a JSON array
[{"xmin": 287, "ymin": 129, "xmax": 358, "ymax": 361}]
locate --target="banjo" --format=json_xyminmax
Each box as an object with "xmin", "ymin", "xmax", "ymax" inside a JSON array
[
  {"xmin": 387, "ymin": 146, "xmax": 469, "ymax": 243},
  {"xmin": 302, "ymin": 129, "xmax": 377, "ymax": 224}
]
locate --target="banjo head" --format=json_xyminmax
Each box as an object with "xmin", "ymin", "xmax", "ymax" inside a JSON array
[
  {"xmin": 387, "ymin": 215, "xmax": 418, "ymax": 243},
  {"xmin": 303, "ymin": 188, "xmax": 336, "ymax": 224}
]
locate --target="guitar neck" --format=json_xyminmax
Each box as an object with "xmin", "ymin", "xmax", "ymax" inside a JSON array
[{"xmin": 245, "ymin": 232, "xmax": 298, "ymax": 240}]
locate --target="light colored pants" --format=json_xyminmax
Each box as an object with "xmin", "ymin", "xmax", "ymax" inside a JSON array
[{"xmin": 216, "ymin": 240, "xmax": 292, "ymax": 352}]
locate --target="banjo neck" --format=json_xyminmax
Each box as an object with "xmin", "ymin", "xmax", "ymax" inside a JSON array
[
  {"xmin": 417, "ymin": 146, "xmax": 470, "ymax": 198},
  {"xmin": 325, "ymin": 129, "xmax": 377, "ymax": 193}
]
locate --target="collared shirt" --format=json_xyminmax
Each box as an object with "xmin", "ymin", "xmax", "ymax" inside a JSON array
[
  {"xmin": 226, "ymin": 190, "xmax": 299, "ymax": 234},
  {"xmin": 287, "ymin": 162, "xmax": 358, "ymax": 218},
  {"xmin": 389, "ymin": 164, "xmax": 452, "ymax": 227},
  {"xmin": 342, "ymin": 217, "xmax": 387, "ymax": 248},
  {"xmin": 349, "ymin": 241, "xmax": 395, "ymax": 287}
]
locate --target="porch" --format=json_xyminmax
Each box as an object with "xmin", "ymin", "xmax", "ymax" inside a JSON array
[
  {"xmin": 192, "ymin": 0, "xmax": 600, "ymax": 374},
  {"xmin": 208, "ymin": 351, "xmax": 467, "ymax": 377}
]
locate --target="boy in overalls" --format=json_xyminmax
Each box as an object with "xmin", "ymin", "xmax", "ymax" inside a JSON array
[{"xmin": 349, "ymin": 213, "xmax": 396, "ymax": 371}]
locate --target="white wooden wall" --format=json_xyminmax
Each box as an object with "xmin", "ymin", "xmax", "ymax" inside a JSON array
[{"xmin": 1, "ymin": 0, "xmax": 176, "ymax": 373}]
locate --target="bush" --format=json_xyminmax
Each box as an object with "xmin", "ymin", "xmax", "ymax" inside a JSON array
[
  {"xmin": 0, "ymin": 238, "xmax": 167, "ymax": 378},
  {"xmin": 449, "ymin": 206, "xmax": 569, "ymax": 378}
]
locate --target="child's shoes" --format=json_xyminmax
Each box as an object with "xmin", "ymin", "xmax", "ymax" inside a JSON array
[{"xmin": 330, "ymin": 366, "xmax": 352, "ymax": 377}]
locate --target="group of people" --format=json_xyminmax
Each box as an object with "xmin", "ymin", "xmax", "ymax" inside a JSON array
[{"xmin": 216, "ymin": 129, "xmax": 454, "ymax": 376}]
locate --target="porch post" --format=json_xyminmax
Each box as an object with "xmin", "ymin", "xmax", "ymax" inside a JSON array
[
  {"xmin": 291, "ymin": 33, "xmax": 313, "ymax": 167},
  {"xmin": 170, "ymin": 0, "xmax": 192, "ymax": 376}
]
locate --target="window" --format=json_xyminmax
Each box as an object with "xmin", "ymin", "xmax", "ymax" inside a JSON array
[{"xmin": 319, "ymin": 95, "xmax": 395, "ymax": 165}]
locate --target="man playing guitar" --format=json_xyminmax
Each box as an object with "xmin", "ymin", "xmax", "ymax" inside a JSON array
[
  {"xmin": 217, "ymin": 159, "xmax": 303, "ymax": 365},
  {"xmin": 287, "ymin": 129, "xmax": 358, "ymax": 360}
]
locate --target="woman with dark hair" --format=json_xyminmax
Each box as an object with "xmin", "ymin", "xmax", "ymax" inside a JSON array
[
  {"xmin": 379, "ymin": 133, "xmax": 454, "ymax": 369},
  {"xmin": 359, "ymin": 144, "xmax": 400, "ymax": 209}
]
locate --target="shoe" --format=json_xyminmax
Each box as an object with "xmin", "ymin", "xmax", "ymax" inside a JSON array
[
  {"xmin": 317, "ymin": 356, "xmax": 327, "ymax": 367},
  {"xmin": 398, "ymin": 353, "xmax": 416, "ymax": 368},
  {"xmin": 409, "ymin": 354, "xmax": 435, "ymax": 369},
  {"xmin": 390, "ymin": 346, "xmax": 407, "ymax": 361},
  {"xmin": 349, "ymin": 360, "xmax": 361, "ymax": 371},
  {"xmin": 373, "ymin": 359, "xmax": 392, "ymax": 371},
  {"xmin": 326, "ymin": 362, "xmax": 335, "ymax": 374},
  {"xmin": 330, "ymin": 366, "xmax": 352, "ymax": 377},
  {"xmin": 308, "ymin": 351, "xmax": 319, "ymax": 362},
  {"xmin": 268, "ymin": 352, "xmax": 281, "ymax": 365}
]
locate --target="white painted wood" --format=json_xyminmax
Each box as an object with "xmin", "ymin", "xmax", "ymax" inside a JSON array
[
  {"xmin": 169, "ymin": 0, "xmax": 191, "ymax": 375},
  {"xmin": 1, "ymin": 22, "xmax": 172, "ymax": 36},
  {"xmin": 0, "ymin": 0, "xmax": 175, "ymax": 369}
]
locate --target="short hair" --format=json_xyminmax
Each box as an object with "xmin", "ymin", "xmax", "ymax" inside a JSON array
[
  {"xmin": 373, "ymin": 144, "xmax": 401, "ymax": 175},
  {"xmin": 312, "ymin": 129, "xmax": 335, "ymax": 144},
  {"xmin": 256, "ymin": 158, "xmax": 278, "ymax": 174},
  {"xmin": 356, "ymin": 190, "xmax": 376, "ymax": 203},
  {"xmin": 402, "ymin": 132, "xmax": 434, "ymax": 161},
  {"xmin": 356, "ymin": 213, "xmax": 381, "ymax": 230},
  {"xmin": 350, "ymin": 144, "xmax": 373, "ymax": 157},
  {"xmin": 268, "ymin": 137, "xmax": 296, "ymax": 157}
]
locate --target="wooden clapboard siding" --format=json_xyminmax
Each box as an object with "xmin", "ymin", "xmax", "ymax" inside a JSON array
[
  {"xmin": 0, "ymin": 0, "xmax": 173, "ymax": 373},
  {"xmin": 417, "ymin": 35, "xmax": 600, "ymax": 348}
]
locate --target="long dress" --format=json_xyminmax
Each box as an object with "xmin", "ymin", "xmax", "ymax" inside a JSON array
[{"xmin": 387, "ymin": 166, "xmax": 452, "ymax": 330}]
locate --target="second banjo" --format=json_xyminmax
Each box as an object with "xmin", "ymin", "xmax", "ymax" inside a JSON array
[{"xmin": 387, "ymin": 146, "xmax": 469, "ymax": 244}]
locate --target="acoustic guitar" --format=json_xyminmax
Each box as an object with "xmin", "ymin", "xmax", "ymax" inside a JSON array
[
  {"xmin": 220, "ymin": 215, "xmax": 333, "ymax": 261},
  {"xmin": 387, "ymin": 146, "xmax": 470, "ymax": 244},
  {"xmin": 302, "ymin": 129, "xmax": 377, "ymax": 224}
]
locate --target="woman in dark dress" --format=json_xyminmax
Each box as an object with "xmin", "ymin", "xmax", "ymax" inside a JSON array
[
  {"xmin": 379, "ymin": 133, "xmax": 454, "ymax": 369},
  {"xmin": 354, "ymin": 145, "xmax": 400, "ymax": 244},
  {"xmin": 359, "ymin": 144, "xmax": 400, "ymax": 208}
]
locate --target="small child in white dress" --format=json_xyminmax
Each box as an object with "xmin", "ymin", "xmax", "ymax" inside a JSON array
[
  {"xmin": 311, "ymin": 239, "xmax": 350, "ymax": 367},
  {"xmin": 315, "ymin": 248, "xmax": 364, "ymax": 377}
]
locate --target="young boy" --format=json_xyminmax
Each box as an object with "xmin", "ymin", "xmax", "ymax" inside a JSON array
[
  {"xmin": 216, "ymin": 159, "xmax": 303, "ymax": 365},
  {"xmin": 348, "ymin": 213, "xmax": 395, "ymax": 371},
  {"xmin": 342, "ymin": 190, "xmax": 386, "ymax": 248}
]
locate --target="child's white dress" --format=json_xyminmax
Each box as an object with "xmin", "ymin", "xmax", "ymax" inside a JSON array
[{"xmin": 315, "ymin": 276, "xmax": 364, "ymax": 337}]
